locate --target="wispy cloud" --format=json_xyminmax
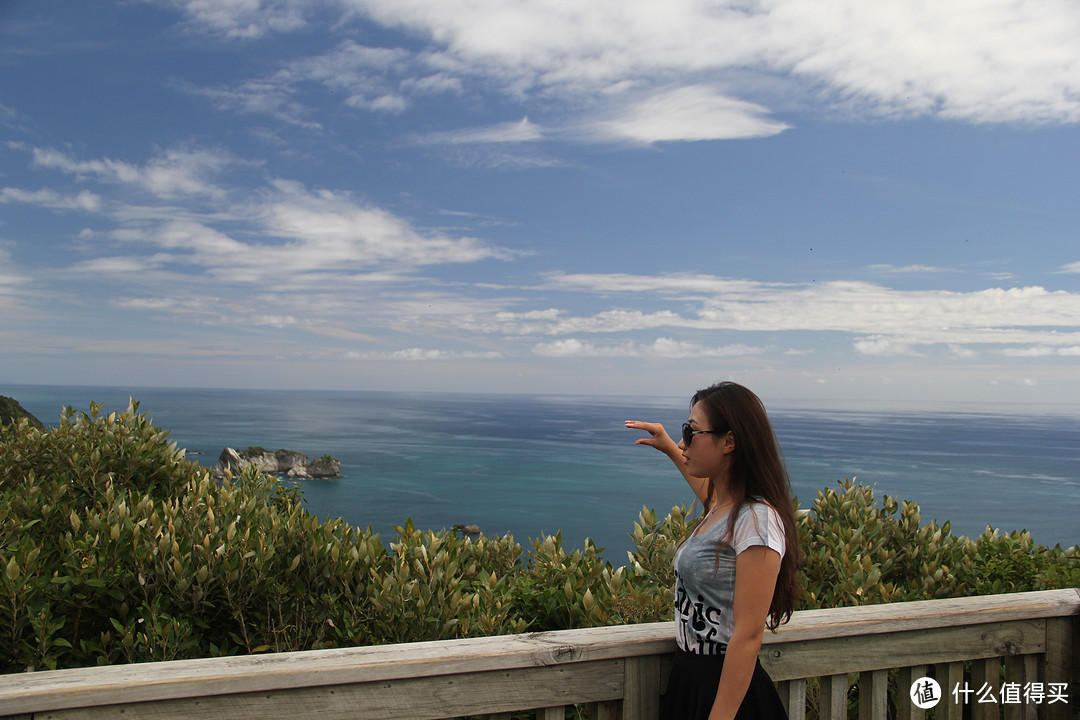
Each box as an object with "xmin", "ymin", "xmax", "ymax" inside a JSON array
[
  {"xmin": 532, "ymin": 337, "xmax": 768, "ymax": 359},
  {"xmin": 155, "ymin": 0, "xmax": 1080, "ymax": 147},
  {"xmin": 579, "ymin": 85, "xmax": 790, "ymax": 144},
  {"xmin": 414, "ymin": 117, "xmax": 545, "ymax": 145},
  {"xmin": 161, "ymin": 0, "xmax": 312, "ymax": 39},
  {"xmin": 14, "ymin": 146, "xmax": 515, "ymax": 288},
  {"xmin": 865, "ymin": 264, "xmax": 948, "ymax": 274},
  {"xmin": 0, "ymin": 187, "xmax": 101, "ymax": 212},
  {"xmin": 520, "ymin": 273, "xmax": 1080, "ymax": 355},
  {"xmin": 30, "ymin": 147, "xmax": 233, "ymax": 200}
]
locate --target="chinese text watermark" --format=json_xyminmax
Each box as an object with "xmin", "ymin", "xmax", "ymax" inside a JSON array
[{"xmin": 910, "ymin": 677, "xmax": 1070, "ymax": 709}]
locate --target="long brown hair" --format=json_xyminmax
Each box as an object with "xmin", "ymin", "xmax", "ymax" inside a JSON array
[{"xmin": 691, "ymin": 381, "xmax": 801, "ymax": 630}]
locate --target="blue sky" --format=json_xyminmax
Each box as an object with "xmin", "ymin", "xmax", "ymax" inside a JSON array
[{"xmin": 2, "ymin": 0, "xmax": 1079, "ymax": 405}]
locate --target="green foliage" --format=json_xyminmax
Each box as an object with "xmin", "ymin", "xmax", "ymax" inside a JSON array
[
  {"xmin": 796, "ymin": 478, "xmax": 1079, "ymax": 608},
  {"xmin": 1, "ymin": 404, "xmax": 1076, "ymax": 674}
]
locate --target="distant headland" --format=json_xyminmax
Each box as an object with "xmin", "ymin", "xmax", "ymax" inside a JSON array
[{"xmin": 0, "ymin": 396, "xmax": 44, "ymax": 430}]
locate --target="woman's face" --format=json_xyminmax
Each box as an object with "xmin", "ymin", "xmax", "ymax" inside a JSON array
[{"xmin": 679, "ymin": 401, "xmax": 733, "ymax": 479}]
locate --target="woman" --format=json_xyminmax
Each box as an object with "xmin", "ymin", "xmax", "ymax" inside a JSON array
[{"xmin": 626, "ymin": 382, "xmax": 800, "ymax": 720}]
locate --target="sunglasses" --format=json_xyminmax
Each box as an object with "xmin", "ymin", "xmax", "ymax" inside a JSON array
[{"xmin": 681, "ymin": 422, "xmax": 731, "ymax": 447}]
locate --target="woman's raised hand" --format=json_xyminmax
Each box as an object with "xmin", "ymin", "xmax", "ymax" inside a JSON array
[
  {"xmin": 627, "ymin": 419, "xmax": 708, "ymax": 499},
  {"xmin": 625, "ymin": 420, "xmax": 680, "ymax": 456}
]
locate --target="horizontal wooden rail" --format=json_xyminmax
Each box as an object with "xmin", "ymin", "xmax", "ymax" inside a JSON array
[{"xmin": 1, "ymin": 588, "xmax": 1077, "ymax": 720}]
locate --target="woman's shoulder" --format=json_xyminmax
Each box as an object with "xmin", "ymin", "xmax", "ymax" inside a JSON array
[
  {"xmin": 742, "ymin": 496, "xmax": 781, "ymax": 519},
  {"xmin": 732, "ymin": 498, "xmax": 786, "ymax": 554}
]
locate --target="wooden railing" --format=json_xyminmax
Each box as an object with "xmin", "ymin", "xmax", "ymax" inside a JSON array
[{"xmin": 1, "ymin": 588, "xmax": 1076, "ymax": 720}]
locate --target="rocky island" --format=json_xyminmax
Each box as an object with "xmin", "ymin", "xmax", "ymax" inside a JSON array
[{"xmin": 213, "ymin": 447, "xmax": 342, "ymax": 479}]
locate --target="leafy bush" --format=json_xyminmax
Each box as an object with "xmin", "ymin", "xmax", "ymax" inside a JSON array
[
  {"xmin": 796, "ymin": 478, "xmax": 1079, "ymax": 608},
  {"xmin": 1, "ymin": 404, "xmax": 1076, "ymax": 673}
]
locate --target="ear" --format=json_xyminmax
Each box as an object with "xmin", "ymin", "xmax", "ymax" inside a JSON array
[{"xmin": 720, "ymin": 431, "xmax": 736, "ymax": 455}]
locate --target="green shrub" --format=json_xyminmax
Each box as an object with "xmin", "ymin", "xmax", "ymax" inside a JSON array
[
  {"xmin": 1, "ymin": 403, "xmax": 1076, "ymax": 674},
  {"xmin": 795, "ymin": 478, "xmax": 1078, "ymax": 608}
]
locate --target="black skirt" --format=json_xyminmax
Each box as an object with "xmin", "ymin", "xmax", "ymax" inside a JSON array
[{"xmin": 660, "ymin": 648, "xmax": 788, "ymax": 720}]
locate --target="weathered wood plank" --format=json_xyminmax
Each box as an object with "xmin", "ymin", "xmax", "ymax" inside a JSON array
[
  {"xmin": 0, "ymin": 627, "xmax": 669, "ymax": 715},
  {"xmin": 1004, "ymin": 655, "xmax": 1025, "ymax": 720},
  {"xmin": 818, "ymin": 674, "xmax": 849, "ymax": 720},
  {"xmin": 39, "ymin": 660, "xmax": 623, "ymax": 720},
  {"xmin": 935, "ymin": 661, "xmax": 965, "ymax": 720},
  {"xmin": 537, "ymin": 707, "xmax": 566, "ymax": 720},
  {"xmin": 1, "ymin": 589, "xmax": 1075, "ymax": 718},
  {"xmin": 762, "ymin": 589, "xmax": 1079, "ymax": 645},
  {"xmin": 761, "ymin": 620, "xmax": 1045, "ymax": 681},
  {"xmin": 1043, "ymin": 616, "xmax": 1075, "ymax": 720},
  {"xmin": 896, "ymin": 665, "xmax": 927, "ymax": 720},
  {"xmin": 971, "ymin": 657, "xmax": 1000, "ymax": 720},
  {"xmin": 621, "ymin": 655, "xmax": 661, "ymax": 720},
  {"xmin": 587, "ymin": 700, "xmax": 620, "ymax": 720},
  {"xmin": 858, "ymin": 669, "xmax": 888, "ymax": 720},
  {"xmin": 778, "ymin": 678, "xmax": 806, "ymax": 720},
  {"xmin": 1021, "ymin": 655, "xmax": 1039, "ymax": 720}
]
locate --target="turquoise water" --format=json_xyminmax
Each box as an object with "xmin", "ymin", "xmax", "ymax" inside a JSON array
[{"xmin": 8, "ymin": 385, "xmax": 1079, "ymax": 559}]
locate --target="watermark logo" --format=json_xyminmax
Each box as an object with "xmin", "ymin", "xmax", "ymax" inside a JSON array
[
  {"xmin": 910, "ymin": 677, "xmax": 942, "ymax": 709},
  {"xmin": 910, "ymin": 677, "xmax": 1071, "ymax": 708}
]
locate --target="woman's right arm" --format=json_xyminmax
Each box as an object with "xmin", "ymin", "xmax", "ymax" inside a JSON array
[{"xmin": 625, "ymin": 420, "xmax": 711, "ymax": 505}]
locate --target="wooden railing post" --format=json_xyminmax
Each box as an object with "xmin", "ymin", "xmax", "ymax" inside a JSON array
[
  {"xmin": 623, "ymin": 655, "xmax": 662, "ymax": 720},
  {"xmin": 897, "ymin": 665, "xmax": 927, "ymax": 720},
  {"xmin": 936, "ymin": 661, "xmax": 965, "ymax": 720},
  {"xmin": 778, "ymin": 678, "xmax": 807, "ymax": 720},
  {"xmin": 858, "ymin": 669, "xmax": 888, "ymax": 720},
  {"xmin": 819, "ymin": 674, "xmax": 849, "ymax": 720},
  {"xmin": 1043, "ymin": 616, "xmax": 1075, "ymax": 720}
]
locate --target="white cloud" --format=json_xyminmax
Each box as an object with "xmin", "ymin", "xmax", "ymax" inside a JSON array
[
  {"xmin": 416, "ymin": 117, "xmax": 545, "ymax": 145},
  {"xmin": 256, "ymin": 180, "xmax": 514, "ymax": 270},
  {"xmin": 181, "ymin": 39, "xmax": 459, "ymax": 123},
  {"xmin": 764, "ymin": 0, "xmax": 1080, "ymax": 123},
  {"xmin": 646, "ymin": 338, "xmax": 766, "ymax": 359},
  {"xmin": 582, "ymin": 85, "xmax": 789, "ymax": 144},
  {"xmin": 158, "ymin": 0, "xmax": 1080, "ymax": 147},
  {"xmin": 532, "ymin": 338, "xmax": 635, "ymax": 358},
  {"xmin": 69, "ymin": 257, "xmax": 154, "ymax": 275},
  {"xmin": 865, "ymin": 264, "xmax": 947, "ymax": 274},
  {"xmin": 16, "ymin": 144, "xmax": 514, "ymax": 286},
  {"xmin": 523, "ymin": 273, "xmax": 1080, "ymax": 357},
  {"xmin": 532, "ymin": 337, "xmax": 767, "ymax": 359},
  {"xmin": 0, "ymin": 187, "xmax": 102, "ymax": 212},
  {"xmin": 342, "ymin": 348, "xmax": 503, "ymax": 361},
  {"xmin": 162, "ymin": 0, "xmax": 311, "ymax": 38},
  {"xmin": 1001, "ymin": 346, "xmax": 1080, "ymax": 357},
  {"xmin": 30, "ymin": 147, "xmax": 231, "ymax": 199},
  {"xmin": 0, "ymin": 247, "xmax": 25, "ymax": 293},
  {"xmin": 542, "ymin": 272, "xmax": 771, "ymax": 296},
  {"xmin": 176, "ymin": 78, "xmax": 322, "ymax": 129},
  {"xmin": 853, "ymin": 337, "xmax": 921, "ymax": 357},
  {"xmin": 1060, "ymin": 261, "xmax": 1080, "ymax": 274},
  {"xmin": 344, "ymin": 0, "xmax": 1080, "ymax": 126}
]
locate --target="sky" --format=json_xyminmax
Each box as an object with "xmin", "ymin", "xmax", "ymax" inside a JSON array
[{"xmin": 1, "ymin": 0, "xmax": 1079, "ymax": 407}]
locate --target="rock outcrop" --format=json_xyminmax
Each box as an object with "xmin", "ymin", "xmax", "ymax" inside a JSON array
[{"xmin": 213, "ymin": 447, "xmax": 341, "ymax": 479}]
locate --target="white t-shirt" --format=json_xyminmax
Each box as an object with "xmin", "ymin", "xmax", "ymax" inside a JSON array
[{"xmin": 672, "ymin": 500, "xmax": 786, "ymax": 655}]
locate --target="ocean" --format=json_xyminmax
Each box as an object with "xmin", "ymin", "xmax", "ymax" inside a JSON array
[{"xmin": 7, "ymin": 385, "xmax": 1079, "ymax": 560}]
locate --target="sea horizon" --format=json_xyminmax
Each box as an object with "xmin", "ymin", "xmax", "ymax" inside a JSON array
[{"xmin": 6, "ymin": 383, "xmax": 1079, "ymax": 558}]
